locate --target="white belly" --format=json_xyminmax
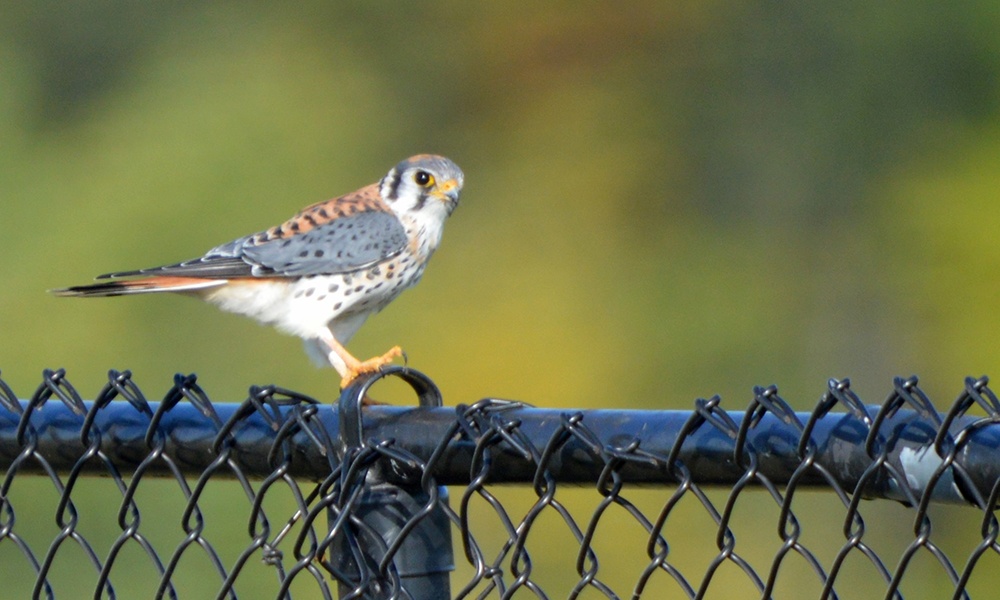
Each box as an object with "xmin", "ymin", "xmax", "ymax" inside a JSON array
[{"xmin": 201, "ymin": 260, "xmax": 426, "ymax": 341}]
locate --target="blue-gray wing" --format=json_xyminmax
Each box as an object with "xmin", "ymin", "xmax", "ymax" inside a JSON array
[
  {"xmin": 241, "ymin": 210, "xmax": 407, "ymax": 276},
  {"xmin": 98, "ymin": 210, "xmax": 408, "ymax": 280}
]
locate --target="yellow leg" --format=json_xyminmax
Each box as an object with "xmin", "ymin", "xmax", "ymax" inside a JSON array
[
  {"xmin": 339, "ymin": 345, "xmax": 404, "ymax": 389},
  {"xmin": 319, "ymin": 331, "xmax": 403, "ymax": 388}
]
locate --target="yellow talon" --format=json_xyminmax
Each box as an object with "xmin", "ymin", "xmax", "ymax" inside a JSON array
[{"xmin": 339, "ymin": 346, "xmax": 404, "ymax": 389}]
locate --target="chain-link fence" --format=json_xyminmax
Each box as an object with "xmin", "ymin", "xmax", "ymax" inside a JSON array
[{"xmin": 1, "ymin": 366, "xmax": 999, "ymax": 599}]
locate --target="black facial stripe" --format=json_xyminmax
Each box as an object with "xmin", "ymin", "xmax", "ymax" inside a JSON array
[
  {"xmin": 384, "ymin": 168, "xmax": 403, "ymax": 200},
  {"xmin": 414, "ymin": 192, "xmax": 429, "ymax": 211}
]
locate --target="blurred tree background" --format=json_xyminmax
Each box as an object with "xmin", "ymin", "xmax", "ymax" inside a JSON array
[{"xmin": 2, "ymin": 1, "xmax": 1000, "ymax": 598}]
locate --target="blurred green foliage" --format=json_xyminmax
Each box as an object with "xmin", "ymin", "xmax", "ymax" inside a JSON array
[{"xmin": 2, "ymin": 1, "xmax": 1000, "ymax": 598}]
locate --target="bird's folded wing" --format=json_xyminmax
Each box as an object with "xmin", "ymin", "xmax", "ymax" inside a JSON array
[{"xmin": 98, "ymin": 210, "xmax": 408, "ymax": 280}]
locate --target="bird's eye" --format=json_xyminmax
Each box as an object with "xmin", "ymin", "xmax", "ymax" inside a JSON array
[{"xmin": 413, "ymin": 170, "xmax": 434, "ymax": 187}]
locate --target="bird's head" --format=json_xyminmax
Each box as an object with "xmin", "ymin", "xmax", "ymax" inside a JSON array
[{"xmin": 380, "ymin": 154, "xmax": 464, "ymax": 220}]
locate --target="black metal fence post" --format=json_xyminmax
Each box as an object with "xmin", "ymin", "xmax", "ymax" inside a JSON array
[
  {"xmin": 3, "ymin": 369, "xmax": 1000, "ymax": 598},
  {"xmin": 331, "ymin": 368, "xmax": 454, "ymax": 600}
]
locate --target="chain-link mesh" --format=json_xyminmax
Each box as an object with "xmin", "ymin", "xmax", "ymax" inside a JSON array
[{"xmin": 1, "ymin": 366, "xmax": 999, "ymax": 599}]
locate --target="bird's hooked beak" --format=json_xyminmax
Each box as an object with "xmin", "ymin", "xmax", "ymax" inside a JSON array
[{"xmin": 432, "ymin": 178, "xmax": 462, "ymax": 205}]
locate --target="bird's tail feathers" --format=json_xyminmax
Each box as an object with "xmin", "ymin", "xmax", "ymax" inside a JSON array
[{"xmin": 51, "ymin": 276, "xmax": 226, "ymax": 298}]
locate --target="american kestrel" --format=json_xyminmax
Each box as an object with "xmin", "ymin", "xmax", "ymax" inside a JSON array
[{"xmin": 54, "ymin": 154, "xmax": 464, "ymax": 388}]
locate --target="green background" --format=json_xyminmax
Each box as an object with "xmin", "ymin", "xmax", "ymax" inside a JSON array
[{"xmin": 2, "ymin": 2, "xmax": 1000, "ymax": 598}]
